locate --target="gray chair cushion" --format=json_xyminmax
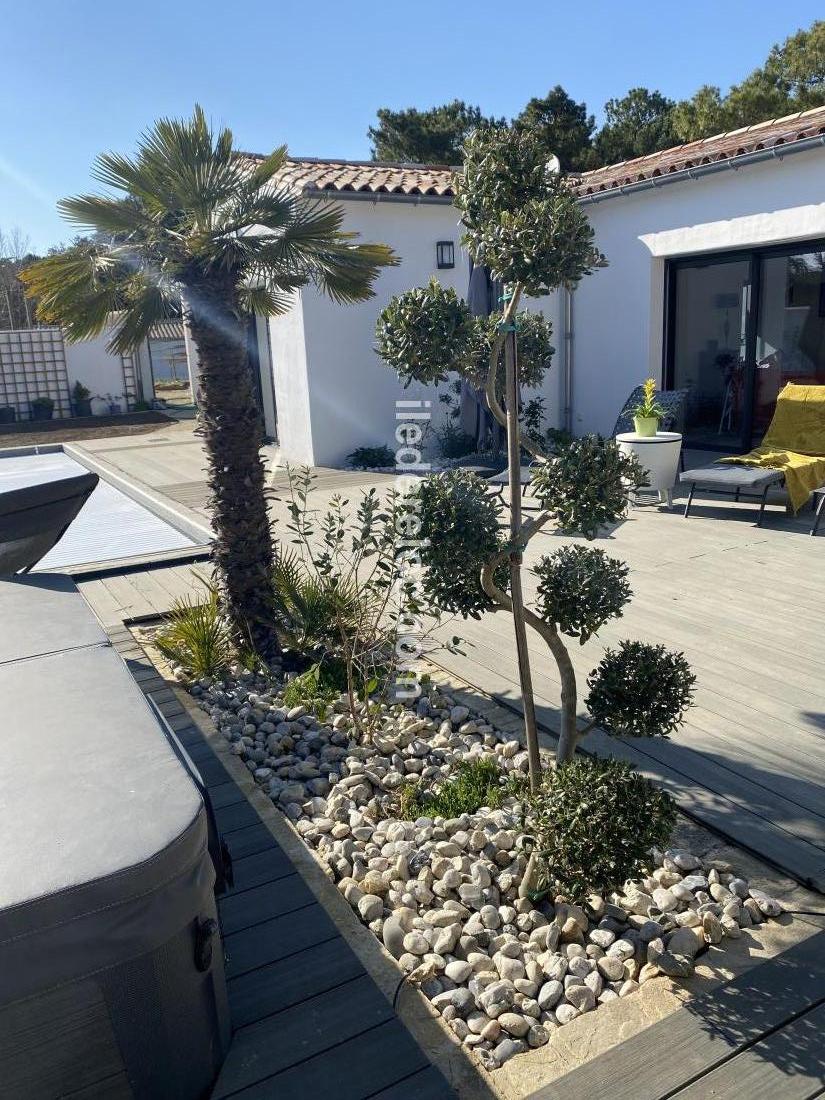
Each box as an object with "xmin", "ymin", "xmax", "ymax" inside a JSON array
[{"xmin": 679, "ymin": 463, "xmax": 784, "ymax": 490}]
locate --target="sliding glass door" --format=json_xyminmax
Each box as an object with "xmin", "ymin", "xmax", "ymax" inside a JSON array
[
  {"xmin": 666, "ymin": 240, "xmax": 825, "ymax": 450},
  {"xmin": 754, "ymin": 248, "xmax": 825, "ymax": 436}
]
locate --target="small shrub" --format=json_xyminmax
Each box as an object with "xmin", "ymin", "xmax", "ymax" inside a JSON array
[
  {"xmin": 532, "ymin": 435, "xmax": 648, "ymax": 539},
  {"xmin": 154, "ymin": 587, "xmax": 233, "ymax": 679},
  {"xmin": 347, "ymin": 444, "xmax": 395, "ymax": 469},
  {"xmin": 524, "ymin": 757, "xmax": 676, "ymax": 902},
  {"xmin": 403, "ymin": 757, "xmax": 507, "ymax": 818},
  {"xmin": 282, "ymin": 659, "xmax": 348, "ymax": 717},
  {"xmin": 533, "ymin": 545, "xmax": 631, "ymax": 644},
  {"xmin": 585, "ymin": 640, "xmax": 696, "ymax": 738},
  {"xmin": 272, "ymin": 546, "xmax": 358, "ymax": 652},
  {"xmin": 436, "ymin": 422, "xmax": 477, "ymax": 459},
  {"xmin": 415, "ymin": 469, "xmax": 508, "ymax": 618}
]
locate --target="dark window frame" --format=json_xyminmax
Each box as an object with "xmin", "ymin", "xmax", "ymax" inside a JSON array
[{"xmin": 663, "ymin": 236, "xmax": 825, "ymax": 451}]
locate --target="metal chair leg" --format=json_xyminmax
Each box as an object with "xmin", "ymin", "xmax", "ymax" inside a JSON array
[
  {"xmin": 683, "ymin": 484, "xmax": 695, "ymax": 519},
  {"xmin": 811, "ymin": 494, "xmax": 825, "ymax": 537},
  {"xmin": 756, "ymin": 484, "xmax": 769, "ymax": 527}
]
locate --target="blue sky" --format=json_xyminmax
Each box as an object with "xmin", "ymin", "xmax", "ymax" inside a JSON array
[{"xmin": 1, "ymin": 0, "xmax": 821, "ymax": 252}]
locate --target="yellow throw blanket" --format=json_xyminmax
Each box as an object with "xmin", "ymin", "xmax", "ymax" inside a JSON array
[{"xmin": 720, "ymin": 383, "xmax": 825, "ymax": 512}]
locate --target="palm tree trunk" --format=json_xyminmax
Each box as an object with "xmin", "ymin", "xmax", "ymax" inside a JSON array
[{"xmin": 183, "ymin": 279, "xmax": 278, "ymax": 660}]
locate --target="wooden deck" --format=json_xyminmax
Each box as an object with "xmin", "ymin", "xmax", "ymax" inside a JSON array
[
  {"xmin": 535, "ymin": 929, "xmax": 825, "ymax": 1100},
  {"xmin": 430, "ymin": 492, "xmax": 825, "ymax": 893},
  {"xmin": 70, "ymin": 432, "xmax": 825, "ymax": 893},
  {"xmin": 107, "ymin": 625, "xmax": 456, "ymax": 1100}
]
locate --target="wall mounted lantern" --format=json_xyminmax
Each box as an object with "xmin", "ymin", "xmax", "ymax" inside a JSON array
[{"xmin": 436, "ymin": 241, "xmax": 455, "ymax": 269}]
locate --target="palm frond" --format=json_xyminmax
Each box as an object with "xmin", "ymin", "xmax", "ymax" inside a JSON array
[
  {"xmin": 237, "ymin": 283, "xmax": 292, "ymax": 317},
  {"xmin": 242, "ymin": 146, "xmax": 288, "ymax": 191},
  {"xmin": 20, "ymin": 246, "xmax": 128, "ymax": 341},
  {"xmin": 309, "ymin": 241, "xmax": 400, "ymax": 303},
  {"xmin": 108, "ymin": 275, "xmax": 179, "ymax": 354},
  {"xmin": 58, "ymin": 194, "xmax": 157, "ymax": 237}
]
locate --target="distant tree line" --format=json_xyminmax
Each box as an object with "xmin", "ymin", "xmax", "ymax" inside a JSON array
[
  {"xmin": 0, "ymin": 233, "xmax": 99, "ymax": 330},
  {"xmin": 0, "ymin": 227, "xmax": 38, "ymax": 328},
  {"xmin": 368, "ymin": 20, "xmax": 825, "ymax": 170}
]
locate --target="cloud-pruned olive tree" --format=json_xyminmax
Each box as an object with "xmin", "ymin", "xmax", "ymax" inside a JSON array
[{"xmin": 376, "ymin": 126, "xmax": 695, "ymax": 789}]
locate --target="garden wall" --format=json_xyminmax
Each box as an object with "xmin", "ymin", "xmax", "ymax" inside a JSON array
[{"xmin": 0, "ymin": 326, "xmax": 148, "ymax": 421}]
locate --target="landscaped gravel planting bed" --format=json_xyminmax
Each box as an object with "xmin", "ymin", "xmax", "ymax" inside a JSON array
[{"xmin": 187, "ymin": 667, "xmax": 784, "ymax": 1072}]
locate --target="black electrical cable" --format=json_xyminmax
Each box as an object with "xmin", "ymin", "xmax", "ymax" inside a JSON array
[{"xmin": 392, "ymin": 973, "xmax": 410, "ymax": 1010}]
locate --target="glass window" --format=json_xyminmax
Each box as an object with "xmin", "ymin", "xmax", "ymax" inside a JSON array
[
  {"xmin": 671, "ymin": 259, "xmax": 751, "ymax": 448},
  {"xmin": 755, "ymin": 249, "xmax": 825, "ymax": 436}
]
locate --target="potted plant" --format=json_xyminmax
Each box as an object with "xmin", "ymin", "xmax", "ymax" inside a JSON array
[
  {"xmin": 71, "ymin": 381, "xmax": 92, "ymax": 417},
  {"xmin": 30, "ymin": 396, "xmax": 55, "ymax": 422},
  {"xmin": 632, "ymin": 378, "xmax": 665, "ymax": 437},
  {"xmin": 0, "ymin": 405, "xmax": 16, "ymax": 424}
]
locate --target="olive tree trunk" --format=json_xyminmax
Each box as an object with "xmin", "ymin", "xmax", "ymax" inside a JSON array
[
  {"xmin": 504, "ymin": 325, "xmax": 542, "ymax": 789},
  {"xmin": 183, "ymin": 279, "xmax": 278, "ymax": 659}
]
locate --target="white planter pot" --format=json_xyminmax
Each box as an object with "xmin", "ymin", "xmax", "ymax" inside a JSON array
[{"xmin": 616, "ymin": 431, "xmax": 682, "ymax": 507}]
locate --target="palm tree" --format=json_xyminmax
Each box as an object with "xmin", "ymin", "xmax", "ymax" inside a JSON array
[{"xmin": 22, "ymin": 106, "xmax": 398, "ymax": 658}]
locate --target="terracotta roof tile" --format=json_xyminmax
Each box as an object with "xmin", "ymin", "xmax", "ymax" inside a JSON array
[
  {"xmin": 247, "ymin": 155, "xmax": 457, "ymax": 198},
  {"xmin": 247, "ymin": 104, "xmax": 825, "ymax": 208},
  {"xmin": 571, "ymin": 104, "xmax": 825, "ymax": 197}
]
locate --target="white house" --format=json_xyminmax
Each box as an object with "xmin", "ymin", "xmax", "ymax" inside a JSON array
[
  {"xmin": 194, "ymin": 105, "xmax": 825, "ymax": 465},
  {"xmin": 555, "ymin": 103, "xmax": 825, "ymax": 453}
]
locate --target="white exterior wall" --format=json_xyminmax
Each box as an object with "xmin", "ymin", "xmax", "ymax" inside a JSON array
[
  {"xmin": 567, "ymin": 146, "xmax": 825, "ymax": 435},
  {"xmin": 63, "ymin": 331, "xmax": 130, "ymax": 404},
  {"xmin": 266, "ymin": 199, "xmax": 560, "ymax": 467},
  {"xmin": 269, "ymin": 199, "xmax": 467, "ymax": 467}
]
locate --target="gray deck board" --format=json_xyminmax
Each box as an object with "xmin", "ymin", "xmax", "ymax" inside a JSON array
[
  {"xmin": 672, "ymin": 1001, "xmax": 825, "ymax": 1099},
  {"xmin": 211, "ymin": 975, "xmax": 395, "ymax": 1097},
  {"xmin": 222, "ymin": 1019, "xmax": 430, "ymax": 1100},
  {"xmin": 533, "ymin": 930, "xmax": 825, "ymax": 1100}
]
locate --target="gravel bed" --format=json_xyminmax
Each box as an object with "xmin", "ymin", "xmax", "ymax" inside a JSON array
[{"xmin": 186, "ymin": 667, "xmax": 784, "ymax": 1072}]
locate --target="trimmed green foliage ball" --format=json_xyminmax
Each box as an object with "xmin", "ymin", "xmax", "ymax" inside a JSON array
[
  {"xmin": 525, "ymin": 756, "xmax": 676, "ymax": 902},
  {"xmin": 415, "ymin": 469, "xmax": 508, "ymax": 618},
  {"xmin": 533, "ymin": 545, "xmax": 631, "ymax": 643},
  {"xmin": 585, "ymin": 640, "xmax": 696, "ymax": 738},
  {"xmin": 375, "ymin": 278, "xmax": 474, "ymax": 387},
  {"xmin": 461, "ymin": 309, "xmax": 555, "ymax": 393},
  {"xmin": 531, "ymin": 435, "xmax": 648, "ymax": 539},
  {"xmin": 455, "ymin": 127, "xmax": 605, "ymax": 296}
]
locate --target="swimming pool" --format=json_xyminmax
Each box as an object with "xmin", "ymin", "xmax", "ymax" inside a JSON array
[{"xmin": 0, "ymin": 450, "xmax": 197, "ymax": 569}]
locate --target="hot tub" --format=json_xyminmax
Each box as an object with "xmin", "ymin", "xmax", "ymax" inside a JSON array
[{"xmin": 0, "ymin": 574, "xmax": 230, "ymax": 1098}]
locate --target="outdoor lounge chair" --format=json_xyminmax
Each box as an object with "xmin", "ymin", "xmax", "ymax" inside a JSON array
[
  {"xmin": 485, "ymin": 464, "xmax": 543, "ymax": 510},
  {"xmin": 680, "ymin": 383, "xmax": 825, "ymax": 525},
  {"xmin": 0, "ymin": 471, "xmax": 98, "ymax": 573}
]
